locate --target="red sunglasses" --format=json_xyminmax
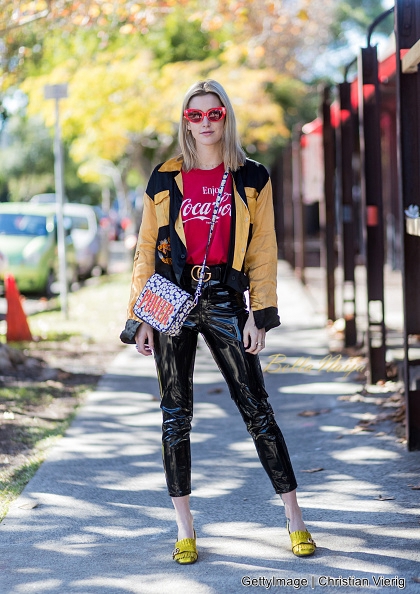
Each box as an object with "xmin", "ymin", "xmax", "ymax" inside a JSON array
[{"xmin": 184, "ymin": 106, "xmax": 226, "ymax": 123}]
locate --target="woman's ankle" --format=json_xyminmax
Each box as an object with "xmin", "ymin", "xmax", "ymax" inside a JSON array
[
  {"xmin": 175, "ymin": 512, "xmax": 194, "ymax": 540},
  {"xmin": 172, "ymin": 495, "xmax": 194, "ymax": 540},
  {"xmin": 281, "ymin": 494, "xmax": 306, "ymax": 533},
  {"xmin": 286, "ymin": 513, "xmax": 306, "ymax": 533}
]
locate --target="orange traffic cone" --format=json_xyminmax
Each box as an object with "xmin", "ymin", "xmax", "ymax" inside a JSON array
[{"xmin": 5, "ymin": 274, "xmax": 33, "ymax": 342}]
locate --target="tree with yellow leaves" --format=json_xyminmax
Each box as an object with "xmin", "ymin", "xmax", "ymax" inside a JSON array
[
  {"xmin": 1, "ymin": 0, "xmax": 337, "ymax": 86},
  {"xmin": 21, "ymin": 40, "xmax": 290, "ymax": 183},
  {"xmin": 2, "ymin": 0, "xmax": 384, "ymax": 199}
]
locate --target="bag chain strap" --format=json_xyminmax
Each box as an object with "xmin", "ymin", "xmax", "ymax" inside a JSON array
[{"xmin": 192, "ymin": 169, "xmax": 230, "ymax": 305}]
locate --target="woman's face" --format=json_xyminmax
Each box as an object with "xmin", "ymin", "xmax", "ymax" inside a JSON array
[{"xmin": 186, "ymin": 93, "xmax": 225, "ymax": 151}]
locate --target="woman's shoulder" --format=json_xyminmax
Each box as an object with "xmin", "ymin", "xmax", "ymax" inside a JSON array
[
  {"xmin": 242, "ymin": 157, "xmax": 269, "ymax": 173},
  {"xmin": 236, "ymin": 158, "xmax": 270, "ymax": 190},
  {"xmin": 157, "ymin": 156, "xmax": 183, "ymax": 174},
  {"xmin": 146, "ymin": 156, "xmax": 183, "ymax": 196}
]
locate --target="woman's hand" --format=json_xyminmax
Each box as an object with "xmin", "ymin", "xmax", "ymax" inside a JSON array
[
  {"xmin": 243, "ymin": 309, "xmax": 266, "ymax": 354},
  {"xmin": 135, "ymin": 322, "xmax": 154, "ymax": 356}
]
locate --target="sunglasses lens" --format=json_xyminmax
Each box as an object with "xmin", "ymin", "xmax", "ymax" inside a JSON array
[
  {"xmin": 186, "ymin": 111, "xmax": 203, "ymax": 122},
  {"xmin": 207, "ymin": 108, "xmax": 224, "ymax": 121}
]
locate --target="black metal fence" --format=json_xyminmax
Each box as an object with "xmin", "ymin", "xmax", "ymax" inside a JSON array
[{"xmin": 273, "ymin": 0, "xmax": 420, "ymax": 450}]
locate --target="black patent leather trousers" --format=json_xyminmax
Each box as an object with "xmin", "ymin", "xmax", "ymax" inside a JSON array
[{"xmin": 153, "ymin": 275, "xmax": 298, "ymax": 498}]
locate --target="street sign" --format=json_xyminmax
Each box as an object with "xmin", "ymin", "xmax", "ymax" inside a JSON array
[{"xmin": 44, "ymin": 84, "xmax": 68, "ymax": 100}]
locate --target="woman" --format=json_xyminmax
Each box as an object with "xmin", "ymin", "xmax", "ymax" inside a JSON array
[{"xmin": 120, "ymin": 79, "xmax": 316, "ymax": 564}]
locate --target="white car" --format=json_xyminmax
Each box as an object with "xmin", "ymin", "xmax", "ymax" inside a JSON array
[{"xmin": 63, "ymin": 203, "xmax": 109, "ymax": 279}]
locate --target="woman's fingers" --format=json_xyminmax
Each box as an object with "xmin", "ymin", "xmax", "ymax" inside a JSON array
[
  {"xmin": 244, "ymin": 324, "xmax": 266, "ymax": 354},
  {"xmin": 136, "ymin": 343, "xmax": 153, "ymax": 356},
  {"xmin": 247, "ymin": 340, "xmax": 265, "ymax": 354},
  {"xmin": 135, "ymin": 324, "xmax": 154, "ymax": 356}
]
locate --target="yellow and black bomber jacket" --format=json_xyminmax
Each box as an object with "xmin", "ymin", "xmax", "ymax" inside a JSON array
[{"xmin": 120, "ymin": 156, "xmax": 280, "ymax": 344}]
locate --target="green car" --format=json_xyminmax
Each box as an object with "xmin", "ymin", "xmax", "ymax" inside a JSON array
[{"xmin": 0, "ymin": 202, "xmax": 78, "ymax": 296}]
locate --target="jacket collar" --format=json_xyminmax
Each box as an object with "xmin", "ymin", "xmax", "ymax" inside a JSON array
[{"xmin": 158, "ymin": 156, "xmax": 183, "ymax": 173}]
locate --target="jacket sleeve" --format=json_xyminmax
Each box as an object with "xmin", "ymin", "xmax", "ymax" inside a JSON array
[
  {"xmin": 120, "ymin": 191, "xmax": 158, "ymax": 344},
  {"xmin": 244, "ymin": 176, "xmax": 280, "ymax": 332}
]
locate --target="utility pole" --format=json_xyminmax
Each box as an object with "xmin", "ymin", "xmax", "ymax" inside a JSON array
[{"xmin": 44, "ymin": 83, "xmax": 68, "ymax": 318}]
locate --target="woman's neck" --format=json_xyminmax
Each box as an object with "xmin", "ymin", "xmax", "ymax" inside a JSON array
[
  {"xmin": 196, "ymin": 146, "xmax": 223, "ymax": 170},
  {"xmin": 197, "ymin": 162, "xmax": 222, "ymax": 170}
]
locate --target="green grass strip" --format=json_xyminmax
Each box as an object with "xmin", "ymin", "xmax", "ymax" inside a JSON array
[{"xmin": 0, "ymin": 410, "xmax": 79, "ymax": 521}]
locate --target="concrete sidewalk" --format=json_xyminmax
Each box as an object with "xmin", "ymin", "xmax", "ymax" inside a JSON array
[{"xmin": 0, "ymin": 261, "xmax": 419, "ymax": 594}]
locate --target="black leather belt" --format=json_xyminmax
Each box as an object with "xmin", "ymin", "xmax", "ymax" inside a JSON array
[{"xmin": 183, "ymin": 264, "xmax": 226, "ymax": 282}]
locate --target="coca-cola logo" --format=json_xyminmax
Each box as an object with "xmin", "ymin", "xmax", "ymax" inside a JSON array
[{"xmin": 181, "ymin": 193, "xmax": 231, "ymax": 223}]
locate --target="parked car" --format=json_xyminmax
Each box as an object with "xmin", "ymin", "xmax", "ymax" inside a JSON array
[
  {"xmin": 0, "ymin": 202, "xmax": 78, "ymax": 296},
  {"xmin": 29, "ymin": 193, "xmax": 57, "ymax": 204},
  {"xmin": 29, "ymin": 195, "xmax": 110, "ymax": 279},
  {"xmin": 92, "ymin": 205, "xmax": 118, "ymax": 242},
  {"xmin": 63, "ymin": 203, "xmax": 109, "ymax": 279}
]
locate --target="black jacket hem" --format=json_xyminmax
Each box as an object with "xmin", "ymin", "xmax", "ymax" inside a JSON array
[
  {"xmin": 253, "ymin": 307, "xmax": 281, "ymax": 332},
  {"xmin": 120, "ymin": 319, "xmax": 141, "ymax": 344}
]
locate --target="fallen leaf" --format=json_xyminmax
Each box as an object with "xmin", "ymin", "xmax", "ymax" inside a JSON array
[
  {"xmin": 375, "ymin": 495, "xmax": 395, "ymax": 501},
  {"xmin": 302, "ymin": 467, "xmax": 324, "ymax": 473},
  {"xmin": 392, "ymin": 410, "xmax": 406, "ymax": 422},
  {"xmin": 298, "ymin": 409, "xmax": 330, "ymax": 417},
  {"xmin": 358, "ymin": 419, "xmax": 375, "ymax": 426},
  {"xmin": 412, "ymin": 577, "xmax": 420, "ymax": 584},
  {"xmin": 350, "ymin": 426, "xmax": 375, "ymax": 433}
]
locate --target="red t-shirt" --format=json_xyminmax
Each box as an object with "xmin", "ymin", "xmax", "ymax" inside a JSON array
[{"xmin": 181, "ymin": 163, "xmax": 232, "ymax": 265}]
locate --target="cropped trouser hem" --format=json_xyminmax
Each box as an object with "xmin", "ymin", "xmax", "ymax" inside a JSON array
[{"xmin": 153, "ymin": 278, "xmax": 298, "ymax": 498}]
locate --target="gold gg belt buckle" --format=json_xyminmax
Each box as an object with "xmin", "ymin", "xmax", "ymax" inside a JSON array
[{"xmin": 191, "ymin": 265, "xmax": 211, "ymax": 282}]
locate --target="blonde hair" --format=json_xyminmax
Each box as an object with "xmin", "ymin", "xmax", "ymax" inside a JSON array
[{"xmin": 178, "ymin": 79, "xmax": 246, "ymax": 172}]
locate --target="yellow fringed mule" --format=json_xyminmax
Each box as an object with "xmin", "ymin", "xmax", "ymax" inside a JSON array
[
  {"xmin": 287, "ymin": 520, "xmax": 316, "ymax": 557},
  {"xmin": 172, "ymin": 531, "xmax": 198, "ymax": 564}
]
